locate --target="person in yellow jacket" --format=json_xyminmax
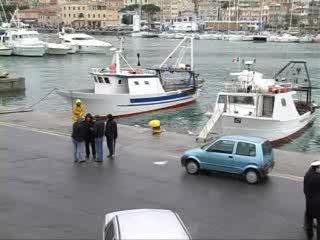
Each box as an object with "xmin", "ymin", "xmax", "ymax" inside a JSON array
[{"xmin": 72, "ymin": 99, "xmax": 85, "ymax": 122}]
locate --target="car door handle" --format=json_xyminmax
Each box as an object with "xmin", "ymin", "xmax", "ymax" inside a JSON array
[{"xmin": 228, "ymin": 156, "xmax": 233, "ymax": 158}]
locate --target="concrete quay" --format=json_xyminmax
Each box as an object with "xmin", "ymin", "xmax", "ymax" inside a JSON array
[{"xmin": 0, "ymin": 111, "xmax": 319, "ymax": 239}]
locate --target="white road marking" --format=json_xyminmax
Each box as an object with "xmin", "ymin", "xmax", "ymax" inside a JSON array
[
  {"xmin": 0, "ymin": 121, "xmax": 69, "ymax": 138},
  {"xmin": 153, "ymin": 161, "xmax": 168, "ymax": 166},
  {"xmin": 0, "ymin": 121, "xmax": 305, "ymax": 183}
]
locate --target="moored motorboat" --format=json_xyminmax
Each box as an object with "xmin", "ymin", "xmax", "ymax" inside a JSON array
[
  {"xmin": 57, "ymin": 37, "xmax": 204, "ymax": 117},
  {"xmin": 131, "ymin": 31, "xmax": 158, "ymax": 38},
  {"xmin": 197, "ymin": 60, "xmax": 318, "ymax": 144},
  {"xmin": 46, "ymin": 43, "xmax": 69, "ymax": 55},
  {"xmin": 59, "ymin": 29, "xmax": 112, "ymax": 54},
  {"xmin": 0, "ymin": 43, "xmax": 12, "ymax": 56}
]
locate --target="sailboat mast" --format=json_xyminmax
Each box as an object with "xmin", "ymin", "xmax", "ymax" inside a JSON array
[
  {"xmin": 0, "ymin": 0, "xmax": 8, "ymax": 23},
  {"xmin": 289, "ymin": 0, "xmax": 293, "ymax": 30}
]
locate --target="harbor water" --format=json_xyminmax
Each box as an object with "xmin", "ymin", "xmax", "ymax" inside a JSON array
[{"xmin": 0, "ymin": 34, "xmax": 319, "ymax": 152}]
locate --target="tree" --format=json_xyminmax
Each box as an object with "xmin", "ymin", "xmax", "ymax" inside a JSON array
[
  {"xmin": 120, "ymin": 4, "xmax": 140, "ymax": 13},
  {"xmin": 141, "ymin": 4, "xmax": 160, "ymax": 25}
]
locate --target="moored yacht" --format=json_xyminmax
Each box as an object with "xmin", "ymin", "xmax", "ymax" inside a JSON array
[
  {"xmin": 46, "ymin": 43, "xmax": 70, "ymax": 55},
  {"xmin": 59, "ymin": 30, "xmax": 112, "ymax": 54},
  {"xmin": 197, "ymin": 60, "xmax": 318, "ymax": 144},
  {"xmin": 57, "ymin": 37, "xmax": 204, "ymax": 117}
]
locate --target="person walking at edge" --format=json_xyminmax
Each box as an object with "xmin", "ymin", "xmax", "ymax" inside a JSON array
[
  {"xmin": 71, "ymin": 118, "xmax": 86, "ymax": 163},
  {"xmin": 105, "ymin": 114, "xmax": 118, "ymax": 158},
  {"xmin": 304, "ymin": 160, "xmax": 320, "ymax": 240},
  {"xmin": 84, "ymin": 113, "xmax": 96, "ymax": 160},
  {"xmin": 72, "ymin": 99, "xmax": 85, "ymax": 123},
  {"xmin": 93, "ymin": 115, "xmax": 105, "ymax": 162}
]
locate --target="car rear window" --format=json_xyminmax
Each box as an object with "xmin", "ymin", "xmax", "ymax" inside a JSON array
[
  {"xmin": 262, "ymin": 141, "xmax": 273, "ymax": 157},
  {"xmin": 236, "ymin": 142, "xmax": 256, "ymax": 157}
]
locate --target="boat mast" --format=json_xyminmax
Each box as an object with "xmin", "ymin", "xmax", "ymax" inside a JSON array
[
  {"xmin": 289, "ymin": 0, "xmax": 293, "ymax": 30},
  {"xmin": 0, "ymin": 0, "xmax": 8, "ymax": 24},
  {"xmin": 191, "ymin": 37, "xmax": 194, "ymax": 71}
]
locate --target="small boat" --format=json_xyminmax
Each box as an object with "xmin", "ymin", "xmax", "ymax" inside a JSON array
[
  {"xmin": 299, "ymin": 35, "xmax": 313, "ymax": 43},
  {"xmin": 0, "ymin": 41, "xmax": 12, "ymax": 56},
  {"xmin": 131, "ymin": 31, "xmax": 158, "ymax": 38},
  {"xmin": 277, "ymin": 33, "xmax": 299, "ymax": 43},
  {"xmin": 242, "ymin": 35, "xmax": 254, "ymax": 41},
  {"xmin": 225, "ymin": 34, "xmax": 243, "ymax": 41},
  {"xmin": 57, "ymin": 37, "xmax": 204, "ymax": 117},
  {"xmin": 199, "ymin": 33, "xmax": 222, "ymax": 40},
  {"xmin": 46, "ymin": 43, "xmax": 69, "ymax": 55},
  {"xmin": 197, "ymin": 60, "xmax": 318, "ymax": 144}
]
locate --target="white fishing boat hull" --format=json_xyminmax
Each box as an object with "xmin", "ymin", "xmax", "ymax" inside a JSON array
[
  {"xmin": 0, "ymin": 48, "xmax": 13, "ymax": 56},
  {"xmin": 57, "ymin": 89, "xmax": 200, "ymax": 117},
  {"xmin": 215, "ymin": 111, "xmax": 316, "ymax": 143},
  {"xmin": 12, "ymin": 45, "xmax": 46, "ymax": 56}
]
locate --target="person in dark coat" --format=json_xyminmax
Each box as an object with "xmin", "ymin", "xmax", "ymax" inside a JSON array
[
  {"xmin": 93, "ymin": 115, "xmax": 105, "ymax": 162},
  {"xmin": 71, "ymin": 118, "xmax": 86, "ymax": 163},
  {"xmin": 84, "ymin": 113, "xmax": 96, "ymax": 160},
  {"xmin": 105, "ymin": 114, "xmax": 118, "ymax": 158},
  {"xmin": 304, "ymin": 160, "xmax": 320, "ymax": 240}
]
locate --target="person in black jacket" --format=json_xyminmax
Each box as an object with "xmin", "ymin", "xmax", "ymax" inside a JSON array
[
  {"xmin": 71, "ymin": 118, "xmax": 86, "ymax": 163},
  {"xmin": 84, "ymin": 113, "xmax": 96, "ymax": 160},
  {"xmin": 93, "ymin": 115, "xmax": 105, "ymax": 162},
  {"xmin": 304, "ymin": 160, "xmax": 320, "ymax": 240},
  {"xmin": 105, "ymin": 114, "xmax": 118, "ymax": 158}
]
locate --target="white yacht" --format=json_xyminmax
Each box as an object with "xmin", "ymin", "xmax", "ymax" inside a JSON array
[
  {"xmin": 199, "ymin": 33, "xmax": 222, "ymax": 40},
  {"xmin": 131, "ymin": 31, "xmax": 158, "ymax": 38},
  {"xmin": 3, "ymin": 29, "xmax": 46, "ymax": 56},
  {"xmin": 46, "ymin": 43, "xmax": 70, "ymax": 55},
  {"xmin": 197, "ymin": 60, "xmax": 318, "ymax": 145},
  {"xmin": 277, "ymin": 33, "xmax": 299, "ymax": 43},
  {"xmin": 59, "ymin": 30, "xmax": 112, "ymax": 54},
  {"xmin": 57, "ymin": 37, "xmax": 204, "ymax": 117}
]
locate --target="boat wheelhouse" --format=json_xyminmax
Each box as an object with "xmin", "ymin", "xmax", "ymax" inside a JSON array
[
  {"xmin": 198, "ymin": 60, "xmax": 318, "ymax": 144},
  {"xmin": 57, "ymin": 37, "xmax": 204, "ymax": 116}
]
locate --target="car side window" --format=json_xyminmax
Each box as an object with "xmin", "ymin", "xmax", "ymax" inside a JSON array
[
  {"xmin": 236, "ymin": 142, "xmax": 256, "ymax": 157},
  {"xmin": 104, "ymin": 221, "xmax": 115, "ymax": 240},
  {"xmin": 207, "ymin": 140, "xmax": 235, "ymax": 154}
]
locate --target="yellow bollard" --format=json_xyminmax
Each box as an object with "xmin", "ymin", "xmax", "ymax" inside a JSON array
[{"xmin": 148, "ymin": 120, "xmax": 162, "ymax": 134}]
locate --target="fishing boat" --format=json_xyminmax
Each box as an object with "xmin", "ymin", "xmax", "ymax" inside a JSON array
[
  {"xmin": 57, "ymin": 37, "xmax": 204, "ymax": 117},
  {"xmin": 197, "ymin": 60, "xmax": 318, "ymax": 145}
]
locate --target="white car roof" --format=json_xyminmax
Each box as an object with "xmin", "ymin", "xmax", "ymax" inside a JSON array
[{"xmin": 105, "ymin": 209, "xmax": 190, "ymax": 240}]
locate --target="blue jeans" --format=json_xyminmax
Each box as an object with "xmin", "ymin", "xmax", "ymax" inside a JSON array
[
  {"xmin": 95, "ymin": 137, "xmax": 104, "ymax": 161},
  {"xmin": 72, "ymin": 139, "xmax": 85, "ymax": 162}
]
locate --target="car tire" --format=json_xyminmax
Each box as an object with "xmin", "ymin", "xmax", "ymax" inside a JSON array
[
  {"xmin": 186, "ymin": 160, "xmax": 199, "ymax": 175},
  {"xmin": 244, "ymin": 169, "xmax": 260, "ymax": 184}
]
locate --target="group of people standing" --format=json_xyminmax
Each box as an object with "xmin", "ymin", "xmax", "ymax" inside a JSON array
[{"xmin": 71, "ymin": 99, "xmax": 118, "ymax": 163}]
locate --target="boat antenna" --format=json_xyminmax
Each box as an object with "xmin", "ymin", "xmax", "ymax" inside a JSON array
[{"xmin": 137, "ymin": 53, "xmax": 141, "ymax": 66}]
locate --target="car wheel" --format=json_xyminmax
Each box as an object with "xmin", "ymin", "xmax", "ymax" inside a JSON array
[
  {"xmin": 244, "ymin": 169, "xmax": 260, "ymax": 184},
  {"xmin": 186, "ymin": 160, "xmax": 199, "ymax": 174}
]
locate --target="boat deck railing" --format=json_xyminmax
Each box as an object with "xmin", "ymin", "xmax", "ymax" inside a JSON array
[{"xmin": 91, "ymin": 68, "xmax": 156, "ymax": 75}]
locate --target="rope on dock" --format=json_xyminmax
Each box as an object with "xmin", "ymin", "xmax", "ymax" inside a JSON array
[{"xmin": 27, "ymin": 88, "xmax": 58, "ymax": 109}]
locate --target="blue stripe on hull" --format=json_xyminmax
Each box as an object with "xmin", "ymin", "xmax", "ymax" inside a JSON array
[
  {"xmin": 120, "ymin": 96, "xmax": 193, "ymax": 107},
  {"xmin": 130, "ymin": 92, "xmax": 187, "ymax": 103}
]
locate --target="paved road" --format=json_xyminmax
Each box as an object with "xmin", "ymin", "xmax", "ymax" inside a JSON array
[{"xmin": 0, "ymin": 125, "xmax": 307, "ymax": 239}]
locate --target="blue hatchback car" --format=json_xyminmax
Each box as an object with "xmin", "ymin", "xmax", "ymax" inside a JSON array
[{"xmin": 181, "ymin": 135, "xmax": 275, "ymax": 184}]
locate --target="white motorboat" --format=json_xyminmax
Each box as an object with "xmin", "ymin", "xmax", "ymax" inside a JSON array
[
  {"xmin": 199, "ymin": 33, "xmax": 222, "ymax": 40},
  {"xmin": 59, "ymin": 30, "xmax": 112, "ymax": 54},
  {"xmin": 242, "ymin": 35, "xmax": 254, "ymax": 41},
  {"xmin": 0, "ymin": 44, "xmax": 12, "ymax": 56},
  {"xmin": 46, "ymin": 43, "xmax": 69, "ymax": 55},
  {"xmin": 0, "ymin": 36, "xmax": 12, "ymax": 55},
  {"xmin": 2, "ymin": 10, "xmax": 46, "ymax": 57},
  {"xmin": 131, "ymin": 31, "xmax": 158, "ymax": 38},
  {"xmin": 277, "ymin": 33, "xmax": 299, "ymax": 43},
  {"xmin": 299, "ymin": 35, "xmax": 313, "ymax": 43},
  {"xmin": 225, "ymin": 34, "xmax": 243, "ymax": 41},
  {"xmin": 197, "ymin": 60, "xmax": 318, "ymax": 144},
  {"xmin": 57, "ymin": 37, "xmax": 204, "ymax": 117}
]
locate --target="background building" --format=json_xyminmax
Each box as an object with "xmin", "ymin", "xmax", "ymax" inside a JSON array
[{"xmin": 61, "ymin": 1, "xmax": 121, "ymax": 27}]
